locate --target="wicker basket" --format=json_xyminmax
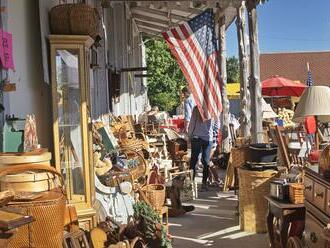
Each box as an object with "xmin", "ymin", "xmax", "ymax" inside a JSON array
[
  {"xmin": 142, "ymin": 184, "xmax": 165, "ymax": 211},
  {"xmin": 0, "ymin": 171, "xmax": 56, "ymax": 193},
  {"xmin": 49, "ymin": 3, "xmax": 101, "ymax": 40},
  {"xmin": 0, "ymin": 164, "xmax": 66, "ymax": 248},
  {"xmin": 238, "ymin": 167, "xmax": 278, "ymax": 233},
  {"xmin": 49, "ymin": 4, "xmax": 73, "ymax": 35},
  {"xmin": 121, "ymin": 148, "xmax": 147, "ymax": 181},
  {"xmin": 289, "ymin": 183, "xmax": 304, "ymax": 204}
]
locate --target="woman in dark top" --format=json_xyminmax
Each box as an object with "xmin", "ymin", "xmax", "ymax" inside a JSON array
[{"xmin": 188, "ymin": 106, "xmax": 219, "ymax": 191}]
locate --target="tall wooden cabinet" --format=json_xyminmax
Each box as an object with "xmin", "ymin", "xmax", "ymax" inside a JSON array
[{"xmin": 49, "ymin": 35, "xmax": 96, "ymax": 230}]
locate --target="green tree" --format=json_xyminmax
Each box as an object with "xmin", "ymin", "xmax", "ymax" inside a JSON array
[
  {"xmin": 145, "ymin": 39, "xmax": 186, "ymax": 113},
  {"xmin": 227, "ymin": 56, "xmax": 240, "ymax": 83},
  {"xmin": 145, "ymin": 39, "xmax": 240, "ymax": 112}
]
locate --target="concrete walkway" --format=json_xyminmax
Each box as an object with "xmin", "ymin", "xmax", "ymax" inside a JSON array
[{"xmin": 169, "ymin": 188, "xmax": 269, "ymax": 247}]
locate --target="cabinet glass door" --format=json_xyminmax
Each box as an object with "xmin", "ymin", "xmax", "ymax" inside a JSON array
[{"xmin": 55, "ymin": 49, "xmax": 86, "ymax": 203}]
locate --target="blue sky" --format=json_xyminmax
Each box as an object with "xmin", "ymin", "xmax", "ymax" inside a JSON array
[{"xmin": 226, "ymin": 0, "xmax": 330, "ymax": 57}]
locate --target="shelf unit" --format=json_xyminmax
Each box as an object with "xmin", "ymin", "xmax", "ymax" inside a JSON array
[{"xmin": 49, "ymin": 35, "xmax": 96, "ymax": 230}]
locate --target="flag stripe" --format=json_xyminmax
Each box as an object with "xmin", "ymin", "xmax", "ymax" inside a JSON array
[
  {"xmin": 181, "ymin": 24, "xmax": 222, "ymax": 105},
  {"xmin": 180, "ymin": 24, "xmax": 222, "ymax": 116},
  {"xmin": 162, "ymin": 9, "xmax": 222, "ymax": 120},
  {"xmin": 172, "ymin": 26, "xmax": 217, "ymax": 117},
  {"xmin": 164, "ymin": 31, "xmax": 212, "ymax": 119},
  {"xmin": 162, "ymin": 31, "xmax": 208, "ymax": 118}
]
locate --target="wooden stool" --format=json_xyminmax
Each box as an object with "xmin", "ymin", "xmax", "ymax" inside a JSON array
[{"xmin": 63, "ymin": 229, "xmax": 90, "ymax": 248}]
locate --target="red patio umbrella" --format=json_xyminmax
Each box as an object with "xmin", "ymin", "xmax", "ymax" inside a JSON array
[{"xmin": 262, "ymin": 76, "xmax": 307, "ymax": 97}]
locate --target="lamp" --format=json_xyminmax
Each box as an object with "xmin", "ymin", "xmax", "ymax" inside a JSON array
[
  {"xmin": 293, "ymin": 86, "xmax": 330, "ymax": 149},
  {"xmin": 293, "ymin": 86, "xmax": 330, "ymax": 123},
  {"xmin": 262, "ymin": 98, "xmax": 277, "ymax": 119}
]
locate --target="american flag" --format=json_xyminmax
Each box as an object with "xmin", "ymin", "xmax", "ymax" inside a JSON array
[
  {"xmin": 162, "ymin": 9, "xmax": 222, "ymax": 120},
  {"xmin": 306, "ymin": 64, "xmax": 313, "ymax": 86}
]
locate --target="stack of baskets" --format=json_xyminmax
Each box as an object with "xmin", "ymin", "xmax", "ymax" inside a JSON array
[
  {"xmin": 239, "ymin": 167, "xmax": 278, "ymax": 233},
  {"xmin": 142, "ymin": 184, "xmax": 165, "ymax": 212},
  {"xmin": 289, "ymin": 183, "xmax": 304, "ymax": 204},
  {"xmin": 0, "ymin": 164, "xmax": 66, "ymax": 248}
]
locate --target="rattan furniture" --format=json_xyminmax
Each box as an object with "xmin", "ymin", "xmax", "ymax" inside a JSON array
[
  {"xmin": 265, "ymin": 196, "xmax": 305, "ymax": 248},
  {"xmin": 49, "ymin": 35, "xmax": 96, "ymax": 230}
]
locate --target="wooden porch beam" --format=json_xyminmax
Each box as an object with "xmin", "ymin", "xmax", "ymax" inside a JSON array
[
  {"xmin": 120, "ymin": 67, "xmax": 148, "ymax": 72},
  {"xmin": 135, "ymin": 20, "xmax": 167, "ymax": 32},
  {"xmin": 170, "ymin": 5, "xmax": 204, "ymax": 15},
  {"xmin": 218, "ymin": 15, "xmax": 230, "ymax": 153},
  {"xmin": 236, "ymin": 1, "xmax": 251, "ymax": 138},
  {"xmin": 138, "ymin": 27, "xmax": 163, "ymax": 37},
  {"xmin": 131, "ymin": 6, "xmax": 189, "ymax": 21},
  {"xmin": 132, "ymin": 13, "xmax": 169, "ymax": 26},
  {"xmin": 134, "ymin": 74, "xmax": 153, "ymax": 78},
  {"xmin": 247, "ymin": 0, "xmax": 263, "ymax": 143}
]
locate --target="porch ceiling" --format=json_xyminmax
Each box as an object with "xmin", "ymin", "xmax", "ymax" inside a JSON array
[{"xmin": 127, "ymin": 1, "xmax": 241, "ymax": 37}]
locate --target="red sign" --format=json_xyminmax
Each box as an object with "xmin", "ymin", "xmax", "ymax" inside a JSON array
[{"xmin": 0, "ymin": 30, "xmax": 14, "ymax": 70}]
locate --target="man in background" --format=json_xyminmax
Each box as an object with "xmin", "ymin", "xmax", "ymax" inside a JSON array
[{"xmin": 182, "ymin": 86, "xmax": 195, "ymax": 133}]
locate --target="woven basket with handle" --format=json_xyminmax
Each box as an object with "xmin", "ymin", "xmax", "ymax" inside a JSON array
[
  {"xmin": 289, "ymin": 183, "xmax": 304, "ymax": 204},
  {"xmin": 0, "ymin": 164, "xmax": 66, "ymax": 248},
  {"xmin": 142, "ymin": 184, "xmax": 165, "ymax": 211}
]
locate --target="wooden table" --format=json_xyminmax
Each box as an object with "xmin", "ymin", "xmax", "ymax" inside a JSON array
[{"xmin": 265, "ymin": 196, "xmax": 305, "ymax": 248}]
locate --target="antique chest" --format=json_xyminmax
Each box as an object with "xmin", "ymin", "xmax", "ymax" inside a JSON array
[{"xmin": 304, "ymin": 168, "xmax": 330, "ymax": 248}]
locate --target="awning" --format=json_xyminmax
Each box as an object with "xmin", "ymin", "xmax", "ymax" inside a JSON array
[{"xmin": 126, "ymin": 1, "xmax": 241, "ymax": 37}]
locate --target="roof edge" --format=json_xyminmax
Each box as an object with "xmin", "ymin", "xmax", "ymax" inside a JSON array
[{"xmin": 261, "ymin": 50, "xmax": 330, "ymax": 55}]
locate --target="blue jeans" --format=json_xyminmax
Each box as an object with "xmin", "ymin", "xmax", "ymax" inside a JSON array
[{"xmin": 190, "ymin": 137, "xmax": 212, "ymax": 184}]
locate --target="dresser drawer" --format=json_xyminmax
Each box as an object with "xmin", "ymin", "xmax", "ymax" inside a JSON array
[
  {"xmin": 314, "ymin": 182, "xmax": 326, "ymax": 211},
  {"xmin": 305, "ymin": 212, "xmax": 326, "ymax": 248},
  {"xmin": 304, "ymin": 176, "xmax": 314, "ymax": 202}
]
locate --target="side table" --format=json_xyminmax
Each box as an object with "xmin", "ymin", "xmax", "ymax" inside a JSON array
[{"xmin": 265, "ymin": 196, "xmax": 305, "ymax": 248}]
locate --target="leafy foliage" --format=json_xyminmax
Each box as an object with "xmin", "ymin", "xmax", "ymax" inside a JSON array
[
  {"xmin": 227, "ymin": 56, "xmax": 240, "ymax": 83},
  {"xmin": 133, "ymin": 201, "xmax": 172, "ymax": 248},
  {"xmin": 145, "ymin": 39, "xmax": 186, "ymax": 113},
  {"xmin": 145, "ymin": 39, "xmax": 240, "ymax": 112}
]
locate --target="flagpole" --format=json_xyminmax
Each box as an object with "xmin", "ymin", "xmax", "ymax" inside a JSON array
[{"xmin": 306, "ymin": 62, "xmax": 319, "ymax": 150}]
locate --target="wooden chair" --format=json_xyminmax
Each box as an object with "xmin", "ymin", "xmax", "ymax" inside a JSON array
[
  {"xmin": 63, "ymin": 206, "xmax": 90, "ymax": 248},
  {"xmin": 274, "ymin": 125, "xmax": 306, "ymax": 168}
]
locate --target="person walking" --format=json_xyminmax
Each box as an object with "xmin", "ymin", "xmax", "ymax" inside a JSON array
[
  {"xmin": 182, "ymin": 86, "xmax": 195, "ymax": 133},
  {"xmin": 208, "ymin": 121, "xmax": 222, "ymax": 186},
  {"xmin": 188, "ymin": 106, "xmax": 220, "ymax": 191}
]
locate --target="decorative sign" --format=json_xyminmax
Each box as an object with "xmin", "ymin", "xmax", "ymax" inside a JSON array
[{"xmin": 0, "ymin": 29, "xmax": 14, "ymax": 70}]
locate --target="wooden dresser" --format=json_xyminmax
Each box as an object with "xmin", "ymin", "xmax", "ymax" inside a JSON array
[{"xmin": 304, "ymin": 168, "xmax": 330, "ymax": 247}]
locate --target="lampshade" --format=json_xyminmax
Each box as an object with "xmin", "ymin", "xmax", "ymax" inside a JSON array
[
  {"xmin": 262, "ymin": 98, "xmax": 277, "ymax": 119},
  {"xmin": 293, "ymin": 86, "xmax": 330, "ymax": 123}
]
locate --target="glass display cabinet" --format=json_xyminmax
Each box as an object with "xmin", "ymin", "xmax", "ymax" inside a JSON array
[{"xmin": 49, "ymin": 35, "xmax": 96, "ymax": 230}]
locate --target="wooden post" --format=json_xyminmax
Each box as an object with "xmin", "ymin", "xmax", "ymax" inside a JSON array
[
  {"xmin": 236, "ymin": 1, "xmax": 251, "ymax": 138},
  {"xmin": 0, "ymin": 0, "xmax": 8, "ymax": 151},
  {"xmin": 218, "ymin": 15, "xmax": 230, "ymax": 153},
  {"xmin": 247, "ymin": 0, "xmax": 263, "ymax": 143}
]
